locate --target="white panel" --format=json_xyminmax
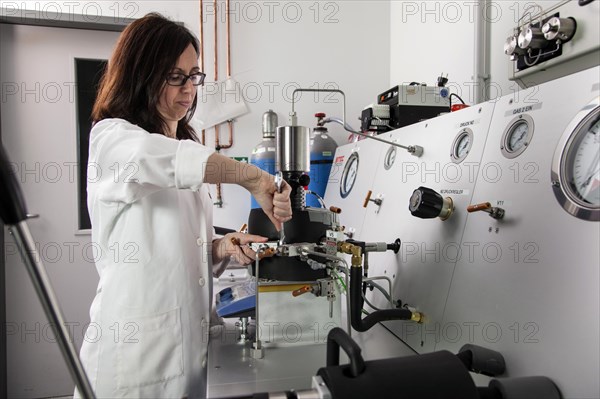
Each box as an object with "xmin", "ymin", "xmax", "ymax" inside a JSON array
[
  {"xmin": 323, "ymin": 137, "xmax": 387, "ymax": 239},
  {"xmin": 440, "ymin": 66, "xmax": 600, "ymax": 398},
  {"xmin": 356, "ymin": 103, "xmax": 496, "ymax": 353}
]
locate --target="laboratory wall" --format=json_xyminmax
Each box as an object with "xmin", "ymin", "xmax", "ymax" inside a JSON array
[
  {"xmin": 1, "ymin": 0, "xmax": 390, "ymax": 396},
  {"xmin": 390, "ymin": 1, "xmax": 555, "ymax": 103}
]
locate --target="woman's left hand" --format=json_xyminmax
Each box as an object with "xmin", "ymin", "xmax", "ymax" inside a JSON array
[{"xmin": 212, "ymin": 232, "xmax": 269, "ymax": 265}]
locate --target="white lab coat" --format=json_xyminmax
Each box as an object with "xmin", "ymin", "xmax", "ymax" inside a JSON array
[{"xmin": 77, "ymin": 118, "xmax": 225, "ymax": 398}]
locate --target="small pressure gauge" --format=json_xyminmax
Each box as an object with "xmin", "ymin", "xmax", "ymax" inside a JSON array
[
  {"xmin": 501, "ymin": 114, "xmax": 535, "ymax": 159},
  {"xmin": 451, "ymin": 128, "xmax": 474, "ymax": 164},
  {"xmin": 383, "ymin": 145, "xmax": 397, "ymax": 170},
  {"xmin": 551, "ymin": 97, "xmax": 600, "ymax": 221},
  {"xmin": 340, "ymin": 152, "xmax": 359, "ymax": 198}
]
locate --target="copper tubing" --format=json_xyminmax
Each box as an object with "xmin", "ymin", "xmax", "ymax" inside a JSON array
[
  {"xmin": 213, "ymin": 0, "xmax": 218, "ymax": 83},
  {"xmin": 199, "ymin": 0, "xmax": 204, "ymax": 71},
  {"xmin": 217, "ymin": 0, "xmax": 233, "ymax": 151},
  {"xmin": 226, "ymin": 0, "xmax": 231, "ymax": 77},
  {"xmin": 329, "ymin": 206, "xmax": 342, "ymax": 214},
  {"xmin": 467, "ymin": 202, "xmax": 492, "ymax": 213},
  {"xmin": 199, "ymin": 0, "xmax": 206, "ymax": 145}
]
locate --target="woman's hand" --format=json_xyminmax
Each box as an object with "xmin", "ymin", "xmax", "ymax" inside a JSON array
[
  {"xmin": 212, "ymin": 232, "xmax": 269, "ymax": 265},
  {"xmin": 251, "ymin": 173, "xmax": 293, "ymax": 231},
  {"xmin": 203, "ymin": 154, "xmax": 293, "ymax": 231}
]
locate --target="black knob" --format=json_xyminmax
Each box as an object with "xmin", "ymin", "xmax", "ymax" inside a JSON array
[
  {"xmin": 409, "ymin": 187, "xmax": 444, "ymax": 219},
  {"xmin": 387, "ymin": 238, "xmax": 401, "ymax": 254},
  {"xmin": 298, "ymin": 174, "xmax": 311, "ymax": 187}
]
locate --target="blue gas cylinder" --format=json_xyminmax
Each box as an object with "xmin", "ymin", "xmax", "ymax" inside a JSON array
[
  {"xmin": 250, "ymin": 110, "xmax": 277, "ymax": 208},
  {"xmin": 307, "ymin": 121, "xmax": 337, "ymax": 207}
]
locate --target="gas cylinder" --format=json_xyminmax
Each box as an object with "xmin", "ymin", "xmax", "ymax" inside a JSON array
[
  {"xmin": 307, "ymin": 113, "xmax": 338, "ymax": 207},
  {"xmin": 249, "ymin": 110, "xmax": 278, "ymax": 208}
]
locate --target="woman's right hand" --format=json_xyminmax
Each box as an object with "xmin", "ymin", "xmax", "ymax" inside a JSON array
[{"xmin": 251, "ymin": 173, "xmax": 292, "ymax": 231}]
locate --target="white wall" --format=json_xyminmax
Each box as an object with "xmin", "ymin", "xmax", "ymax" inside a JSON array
[
  {"xmin": 390, "ymin": 0, "xmax": 557, "ymax": 104},
  {"xmin": 11, "ymin": 0, "xmax": 391, "ymax": 229}
]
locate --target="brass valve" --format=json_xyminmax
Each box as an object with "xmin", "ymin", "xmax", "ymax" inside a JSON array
[{"xmin": 338, "ymin": 242, "xmax": 363, "ymax": 267}]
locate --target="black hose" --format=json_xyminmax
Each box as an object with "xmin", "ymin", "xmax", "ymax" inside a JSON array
[
  {"xmin": 326, "ymin": 327, "xmax": 366, "ymax": 378},
  {"xmin": 350, "ymin": 267, "xmax": 413, "ymax": 331}
]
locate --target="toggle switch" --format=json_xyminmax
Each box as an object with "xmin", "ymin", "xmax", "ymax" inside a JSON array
[
  {"xmin": 467, "ymin": 202, "xmax": 505, "ymax": 220},
  {"xmin": 409, "ymin": 187, "xmax": 454, "ymax": 221}
]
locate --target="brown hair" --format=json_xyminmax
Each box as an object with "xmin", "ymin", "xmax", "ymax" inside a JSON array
[{"xmin": 92, "ymin": 13, "xmax": 200, "ymax": 140}]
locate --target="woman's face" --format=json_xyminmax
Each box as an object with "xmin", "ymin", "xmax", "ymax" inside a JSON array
[{"xmin": 157, "ymin": 44, "xmax": 199, "ymax": 136}]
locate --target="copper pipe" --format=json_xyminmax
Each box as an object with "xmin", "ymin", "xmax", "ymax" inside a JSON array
[
  {"xmin": 218, "ymin": 121, "xmax": 233, "ymax": 150},
  {"xmin": 218, "ymin": 0, "xmax": 233, "ymax": 150},
  {"xmin": 199, "ymin": 0, "xmax": 206, "ymax": 145},
  {"xmin": 213, "ymin": 0, "xmax": 218, "ymax": 82},
  {"xmin": 226, "ymin": 0, "xmax": 231, "ymax": 77},
  {"xmin": 199, "ymin": 0, "xmax": 204, "ymax": 71},
  {"xmin": 211, "ymin": 0, "xmax": 222, "ymax": 206},
  {"xmin": 215, "ymin": 182, "xmax": 223, "ymax": 207}
]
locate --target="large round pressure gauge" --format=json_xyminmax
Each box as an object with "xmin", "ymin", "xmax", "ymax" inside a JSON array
[
  {"xmin": 384, "ymin": 145, "xmax": 397, "ymax": 170},
  {"xmin": 501, "ymin": 114, "xmax": 535, "ymax": 159},
  {"xmin": 551, "ymin": 97, "xmax": 600, "ymax": 221},
  {"xmin": 451, "ymin": 128, "xmax": 474, "ymax": 164},
  {"xmin": 340, "ymin": 152, "xmax": 359, "ymax": 198}
]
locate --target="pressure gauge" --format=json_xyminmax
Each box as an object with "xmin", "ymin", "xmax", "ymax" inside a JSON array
[
  {"xmin": 451, "ymin": 128, "xmax": 474, "ymax": 164},
  {"xmin": 551, "ymin": 97, "xmax": 600, "ymax": 221},
  {"xmin": 501, "ymin": 114, "xmax": 535, "ymax": 159},
  {"xmin": 340, "ymin": 152, "xmax": 359, "ymax": 198},
  {"xmin": 383, "ymin": 145, "xmax": 397, "ymax": 170}
]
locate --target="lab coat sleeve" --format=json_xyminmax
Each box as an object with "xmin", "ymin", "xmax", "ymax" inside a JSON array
[
  {"xmin": 212, "ymin": 254, "xmax": 230, "ymax": 278},
  {"xmin": 90, "ymin": 119, "xmax": 214, "ymax": 204}
]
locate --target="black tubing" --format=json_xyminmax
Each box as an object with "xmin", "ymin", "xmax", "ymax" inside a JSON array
[
  {"xmin": 0, "ymin": 144, "xmax": 28, "ymax": 225},
  {"xmin": 350, "ymin": 266, "xmax": 413, "ymax": 332},
  {"xmin": 326, "ymin": 327, "xmax": 366, "ymax": 378}
]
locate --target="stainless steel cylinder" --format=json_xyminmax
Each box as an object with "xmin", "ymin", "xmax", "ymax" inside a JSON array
[
  {"xmin": 276, "ymin": 125, "xmax": 310, "ymax": 172},
  {"xmin": 262, "ymin": 109, "xmax": 278, "ymax": 139},
  {"xmin": 542, "ymin": 17, "xmax": 576, "ymax": 41},
  {"xmin": 504, "ymin": 35, "xmax": 526, "ymax": 56},
  {"xmin": 518, "ymin": 25, "xmax": 548, "ymax": 49}
]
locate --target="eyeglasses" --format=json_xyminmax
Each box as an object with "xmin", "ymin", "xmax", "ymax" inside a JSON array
[{"xmin": 165, "ymin": 72, "xmax": 206, "ymax": 86}]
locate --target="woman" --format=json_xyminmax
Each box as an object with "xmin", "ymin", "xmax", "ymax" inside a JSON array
[{"xmin": 77, "ymin": 13, "xmax": 292, "ymax": 398}]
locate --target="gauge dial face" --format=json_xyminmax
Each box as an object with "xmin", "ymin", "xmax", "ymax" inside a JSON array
[
  {"xmin": 566, "ymin": 119, "xmax": 599, "ymax": 206},
  {"xmin": 451, "ymin": 128, "xmax": 473, "ymax": 164},
  {"xmin": 508, "ymin": 121, "xmax": 529, "ymax": 151},
  {"xmin": 551, "ymin": 99, "xmax": 600, "ymax": 221},
  {"xmin": 384, "ymin": 146, "xmax": 397, "ymax": 170},
  {"xmin": 456, "ymin": 135, "xmax": 470, "ymax": 158},
  {"xmin": 340, "ymin": 152, "xmax": 359, "ymax": 198},
  {"xmin": 502, "ymin": 114, "xmax": 535, "ymax": 159}
]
